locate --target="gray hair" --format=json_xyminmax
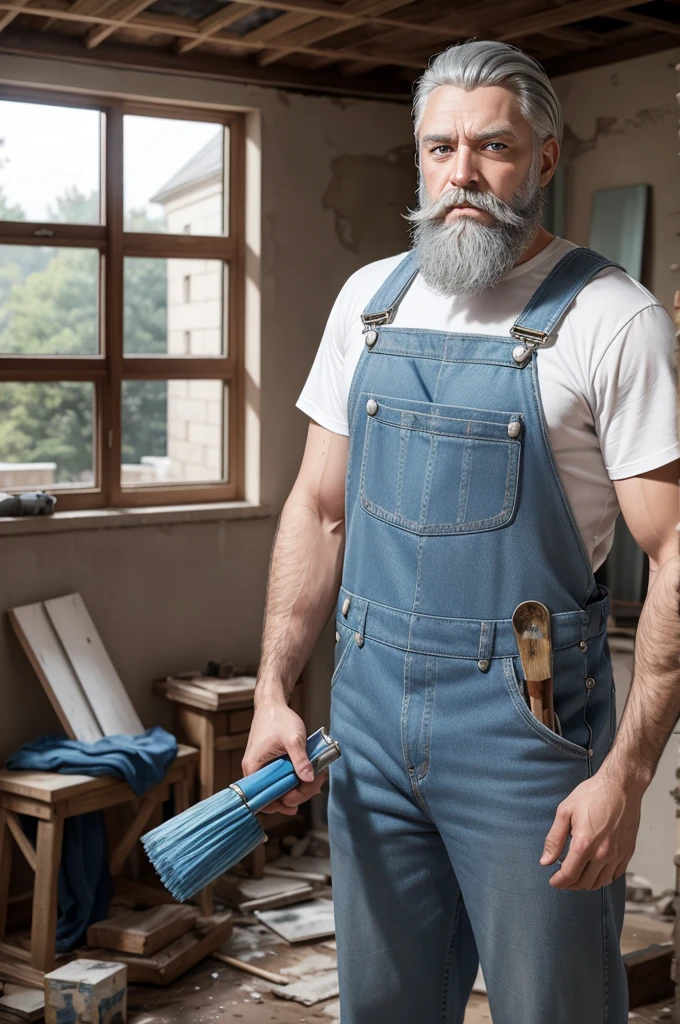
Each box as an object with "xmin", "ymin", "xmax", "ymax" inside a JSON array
[{"xmin": 413, "ymin": 41, "xmax": 562, "ymax": 147}]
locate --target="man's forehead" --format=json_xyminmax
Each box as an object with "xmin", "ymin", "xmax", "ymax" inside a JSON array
[{"xmin": 419, "ymin": 84, "xmax": 528, "ymax": 136}]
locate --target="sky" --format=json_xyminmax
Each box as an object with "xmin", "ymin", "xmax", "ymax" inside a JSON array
[{"xmin": 0, "ymin": 99, "xmax": 222, "ymax": 222}]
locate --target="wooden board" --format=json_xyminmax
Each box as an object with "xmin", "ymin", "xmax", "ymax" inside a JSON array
[
  {"xmin": 154, "ymin": 679, "xmax": 254, "ymax": 713},
  {"xmin": 0, "ymin": 983, "xmax": 45, "ymax": 1020},
  {"xmin": 83, "ymin": 913, "xmax": 233, "ymax": 985},
  {"xmin": 0, "ymin": 959, "xmax": 45, "ymax": 990},
  {"xmin": 255, "ymin": 899, "xmax": 335, "ymax": 945},
  {"xmin": 44, "ymin": 594, "xmax": 143, "ymax": 737},
  {"xmin": 86, "ymin": 905, "xmax": 199, "ymax": 956},
  {"xmin": 623, "ymin": 942, "xmax": 674, "ymax": 1008},
  {"xmin": 9, "ymin": 603, "xmax": 102, "ymax": 744},
  {"xmin": 219, "ymin": 875, "xmax": 314, "ymax": 913}
]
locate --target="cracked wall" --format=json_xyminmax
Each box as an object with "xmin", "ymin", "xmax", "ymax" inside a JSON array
[{"xmin": 554, "ymin": 48, "xmax": 680, "ymax": 311}]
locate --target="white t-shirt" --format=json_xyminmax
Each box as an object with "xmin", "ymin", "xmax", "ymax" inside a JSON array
[{"xmin": 297, "ymin": 237, "xmax": 679, "ymax": 570}]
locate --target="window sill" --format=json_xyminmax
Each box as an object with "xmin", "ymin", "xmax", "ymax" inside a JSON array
[{"xmin": 0, "ymin": 501, "xmax": 272, "ymax": 537}]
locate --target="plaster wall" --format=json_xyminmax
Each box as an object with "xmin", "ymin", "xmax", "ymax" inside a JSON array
[{"xmin": 0, "ymin": 56, "xmax": 416, "ymax": 772}]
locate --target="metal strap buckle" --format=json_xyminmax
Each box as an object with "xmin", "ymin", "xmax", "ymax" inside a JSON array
[
  {"xmin": 361, "ymin": 308, "xmax": 394, "ymax": 329},
  {"xmin": 509, "ymin": 325, "xmax": 549, "ymax": 346}
]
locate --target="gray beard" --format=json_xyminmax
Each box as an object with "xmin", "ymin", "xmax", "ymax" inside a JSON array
[{"xmin": 407, "ymin": 158, "xmax": 546, "ymax": 297}]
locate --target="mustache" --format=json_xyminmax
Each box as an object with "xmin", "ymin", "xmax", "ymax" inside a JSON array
[{"xmin": 405, "ymin": 187, "xmax": 526, "ymax": 229}]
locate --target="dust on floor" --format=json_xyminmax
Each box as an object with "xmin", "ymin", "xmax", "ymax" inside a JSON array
[{"xmin": 126, "ymin": 910, "xmax": 673, "ymax": 1024}]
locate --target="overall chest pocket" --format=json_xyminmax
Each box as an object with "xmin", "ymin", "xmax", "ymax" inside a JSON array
[{"xmin": 358, "ymin": 395, "xmax": 522, "ymax": 536}]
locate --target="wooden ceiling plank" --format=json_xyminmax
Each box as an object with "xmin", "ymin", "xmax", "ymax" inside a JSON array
[
  {"xmin": 85, "ymin": 0, "xmax": 155, "ymax": 45},
  {"xmin": 328, "ymin": 0, "xmax": 643, "ymax": 75},
  {"xmin": 615, "ymin": 10, "xmax": 680, "ymax": 36},
  {"xmin": 495, "ymin": 0, "xmax": 648, "ymax": 40},
  {"xmin": 0, "ymin": 26, "xmax": 414, "ymax": 98},
  {"xmin": 0, "ymin": 0, "xmax": 428, "ymax": 64},
  {"xmin": 0, "ymin": 0, "xmax": 30, "ymax": 32},
  {"xmin": 175, "ymin": 2, "xmax": 246, "ymax": 53},
  {"xmin": 257, "ymin": 0, "xmax": 418, "ymax": 67},
  {"xmin": 240, "ymin": 11, "xmax": 314, "ymax": 44},
  {"xmin": 312, "ymin": 0, "xmax": 529, "ymax": 72}
]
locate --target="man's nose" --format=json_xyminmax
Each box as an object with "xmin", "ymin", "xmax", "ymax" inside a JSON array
[{"xmin": 448, "ymin": 147, "xmax": 478, "ymax": 189}]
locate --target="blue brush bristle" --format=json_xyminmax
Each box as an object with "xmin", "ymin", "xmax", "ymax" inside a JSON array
[{"xmin": 141, "ymin": 786, "xmax": 265, "ymax": 902}]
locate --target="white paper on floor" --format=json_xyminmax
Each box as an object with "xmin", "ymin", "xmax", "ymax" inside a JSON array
[
  {"xmin": 472, "ymin": 966, "xmax": 487, "ymax": 994},
  {"xmin": 322, "ymin": 998, "xmax": 341, "ymax": 1020},
  {"xmin": 255, "ymin": 897, "xmax": 335, "ymax": 944},
  {"xmin": 273, "ymin": 970, "xmax": 340, "ymax": 1006}
]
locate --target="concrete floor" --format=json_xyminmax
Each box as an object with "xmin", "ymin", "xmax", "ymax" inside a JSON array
[{"xmin": 125, "ymin": 910, "xmax": 674, "ymax": 1024}]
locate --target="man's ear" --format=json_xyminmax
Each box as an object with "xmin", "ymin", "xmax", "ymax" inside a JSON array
[{"xmin": 539, "ymin": 138, "xmax": 560, "ymax": 188}]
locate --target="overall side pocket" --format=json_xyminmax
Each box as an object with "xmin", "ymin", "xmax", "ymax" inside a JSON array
[{"xmin": 331, "ymin": 620, "xmax": 356, "ymax": 692}]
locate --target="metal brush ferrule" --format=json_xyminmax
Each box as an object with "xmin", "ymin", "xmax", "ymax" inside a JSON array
[
  {"xmin": 310, "ymin": 729, "xmax": 342, "ymax": 774},
  {"xmin": 229, "ymin": 782, "xmax": 248, "ymax": 805}
]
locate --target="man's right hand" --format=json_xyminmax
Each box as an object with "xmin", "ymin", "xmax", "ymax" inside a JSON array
[{"xmin": 241, "ymin": 701, "xmax": 328, "ymax": 816}]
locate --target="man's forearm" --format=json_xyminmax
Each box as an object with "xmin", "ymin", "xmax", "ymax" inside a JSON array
[
  {"xmin": 603, "ymin": 553, "xmax": 680, "ymax": 790},
  {"xmin": 255, "ymin": 494, "xmax": 345, "ymax": 709}
]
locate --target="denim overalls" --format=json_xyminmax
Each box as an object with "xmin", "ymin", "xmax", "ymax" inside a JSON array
[{"xmin": 327, "ymin": 247, "xmax": 627, "ymax": 1024}]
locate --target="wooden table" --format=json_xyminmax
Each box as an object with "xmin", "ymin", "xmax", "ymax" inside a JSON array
[{"xmin": 0, "ymin": 745, "xmax": 198, "ymax": 979}]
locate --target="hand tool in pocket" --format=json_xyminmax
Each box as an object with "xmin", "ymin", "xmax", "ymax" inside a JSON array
[{"xmin": 511, "ymin": 601, "xmax": 555, "ymax": 732}]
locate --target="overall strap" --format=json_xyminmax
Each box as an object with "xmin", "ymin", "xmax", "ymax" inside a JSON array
[
  {"xmin": 361, "ymin": 250, "xmax": 419, "ymax": 328},
  {"xmin": 511, "ymin": 246, "xmax": 622, "ymax": 347}
]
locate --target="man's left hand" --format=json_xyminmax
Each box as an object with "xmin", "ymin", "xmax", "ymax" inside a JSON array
[{"xmin": 540, "ymin": 768, "xmax": 642, "ymax": 890}]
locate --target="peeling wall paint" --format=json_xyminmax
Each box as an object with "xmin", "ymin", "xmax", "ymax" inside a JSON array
[
  {"xmin": 553, "ymin": 48, "xmax": 680, "ymax": 311},
  {"xmin": 322, "ymin": 144, "xmax": 415, "ymax": 259}
]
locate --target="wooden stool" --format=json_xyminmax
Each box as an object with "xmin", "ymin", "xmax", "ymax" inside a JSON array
[{"xmin": 0, "ymin": 745, "xmax": 198, "ymax": 979}]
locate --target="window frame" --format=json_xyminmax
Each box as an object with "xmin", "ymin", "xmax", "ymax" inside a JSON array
[{"xmin": 0, "ymin": 85, "xmax": 246, "ymax": 510}]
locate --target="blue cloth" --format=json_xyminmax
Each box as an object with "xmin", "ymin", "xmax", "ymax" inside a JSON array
[
  {"xmin": 327, "ymin": 247, "xmax": 627, "ymax": 1024},
  {"xmin": 8, "ymin": 727, "xmax": 178, "ymax": 952}
]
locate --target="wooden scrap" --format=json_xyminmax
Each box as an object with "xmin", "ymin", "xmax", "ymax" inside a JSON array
[
  {"xmin": 0, "ymin": 984, "xmax": 45, "ymax": 1021},
  {"xmin": 272, "ymin": 970, "xmax": 339, "ymax": 1006},
  {"xmin": 623, "ymin": 942, "xmax": 674, "ymax": 1008},
  {"xmin": 210, "ymin": 952, "xmax": 287, "ymax": 985},
  {"xmin": 279, "ymin": 952, "xmax": 336, "ymax": 977},
  {"xmin": 0, "ymin": 959, "xmax": 44, "ymax": 991},
  {"xmin": 265, "ymin": 855, "xmax": 331, "ymax": 884},
  {"xmin": 44, "ymin": 959, "xmax": 126, "ymax": 1024},
  {"xmin": 255, "ymin": 898, "xmax": 335, "ymax": 944},
  {"xmin": 83, "ymin": 913, "xmax": 233, "ymax": 986},
  {"xmin": 218, "ymin": 875, "xmax": 314, "ymax": 913},
  {"xmin": 86, "ymin": 905, "xmax": 199, "ymax": 956}
]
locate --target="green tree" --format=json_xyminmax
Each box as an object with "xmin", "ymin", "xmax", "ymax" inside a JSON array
[{"xmin": 0, "ymin": 188, "xmax": 169, "ymax": 482}]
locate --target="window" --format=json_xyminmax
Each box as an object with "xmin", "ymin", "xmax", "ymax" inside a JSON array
[{"xmin": 0, "ymin": 88, "xmax": 245, "ymax": 509}]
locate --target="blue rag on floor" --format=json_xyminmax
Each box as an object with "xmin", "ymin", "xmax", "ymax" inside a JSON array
[{"xmin": 7, "ymin": 726, "xmax": 178, "ymax": 952}]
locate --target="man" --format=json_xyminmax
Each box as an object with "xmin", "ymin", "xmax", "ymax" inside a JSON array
[{"xmin": 243, "ymin": 40, "xmax": 680, "ymax": 1023}]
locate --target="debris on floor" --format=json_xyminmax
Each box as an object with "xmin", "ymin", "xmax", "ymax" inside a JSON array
[
  {"xmin": 254, "ymin": 898, "xmax": 335, "ymax": 944},
  {"xmin": 0, "ymin": 983, "xmax": 45, "ymax": 1021},
  {"xmin": 272, "ymin": 970, "xmax": 339, "ymax": 1007}
]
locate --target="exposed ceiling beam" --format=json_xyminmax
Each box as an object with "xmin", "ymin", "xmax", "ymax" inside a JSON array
[
  {"xmin": 335, "ymin": 0, "xmax": 645, "ymax": 76},
  {"xmin": 494, "ymin": 0, "xmax": 647, "ymax": 40},
  {"xmin": 614, "ymin": 10, "xmax": 680, "ymax": 36},
  {"xmin": 0, "ymin": 0, "xmax": 31, "ymax": 33},
  {"xmin": 318, "ymin": 0, "xmax": 533, "ymax": 73},
  {"xmin": 240, "ymin": 10, "xmax": 312, "ymax": 43},
  {"xmin": 542, "ymin": 28, "xmax": 680, "ymax": 76},
  {"xmin": 0, "ymin": 1, "xmax": 429, "ymax": 65},
  {"xmin": 174, "ymin": 2, "xmax": 247, "ymax": 53},
  {"xmin": 0, "ymin": 26, "xmax": 415, "ymax": 99},
  {"xmin": 258, "ymin": 0, "xmax": 418, "ymax": 67},
  {"xmin": 84, "ymin": 0, "xmax": 156, "ymax": 45}
]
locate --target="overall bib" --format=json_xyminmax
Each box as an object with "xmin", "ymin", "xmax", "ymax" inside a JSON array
[{"xmin": 327, "ymin": 247, "xmax": 628, "ymax": 1024}]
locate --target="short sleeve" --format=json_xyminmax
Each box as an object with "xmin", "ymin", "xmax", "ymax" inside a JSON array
[
  {"xmin": 592, "ymin": 303, "xmax": 679, "ymax": 479},
  {"xmin": 296, "ymin": 282, "xmax": 353, "ymax": 437}
]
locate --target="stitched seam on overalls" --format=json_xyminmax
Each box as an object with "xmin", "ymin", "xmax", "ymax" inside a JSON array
[
  {"xmin": 395, "ymin": 421, "xmax": 409, "ymax": 518},
  {"xmin": 417, "ymin": 654, "xmax": 436, "ymax": 780},
  {"xmin": 502, "ymin": 658, "xmax": 590, "ymax": 760},
  {"xmin": 440, "ymin": 891, "xmax": 463, "ymax": 1024}
]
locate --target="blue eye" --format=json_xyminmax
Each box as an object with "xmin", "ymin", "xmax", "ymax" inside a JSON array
[{"xmin": 485, "ymin": 142, "xmax": 506, "ymax": 151}]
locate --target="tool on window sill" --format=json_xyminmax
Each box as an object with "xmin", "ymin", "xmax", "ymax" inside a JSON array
[{"xmin": 511, "ymin": 601, "xmax": 555, "ymax": 733}]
